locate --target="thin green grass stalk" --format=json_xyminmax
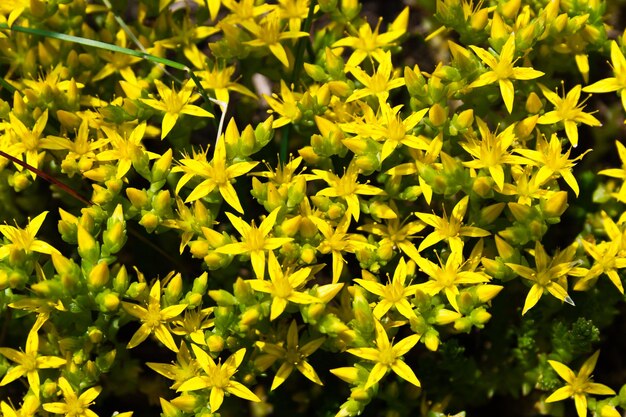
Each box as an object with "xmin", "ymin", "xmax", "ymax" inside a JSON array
[
  {"xmin": 0, "ymin": 76, "xmax": 16, "ymax": 94},
  {"xmin": 280, "ymin": 0, "xmax": 316, "ymax": 163}
]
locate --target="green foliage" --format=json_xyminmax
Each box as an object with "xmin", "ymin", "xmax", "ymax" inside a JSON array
[{"xmin": 0, "ymin": 0, "xmax": 625, "ymax": 416}]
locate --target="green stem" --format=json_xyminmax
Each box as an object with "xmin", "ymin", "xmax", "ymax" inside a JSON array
[
  {"xmin": 280, "ymin": 0, "xmax": 316, "ymax": 163},
  {"xmin": 0, "ymin": 76, "xmax": 16, "ymax": 94}
]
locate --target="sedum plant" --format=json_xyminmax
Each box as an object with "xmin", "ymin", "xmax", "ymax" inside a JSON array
[{"xmin": 0, "ymin": 0, "xmax": 625, "ymax": 416}]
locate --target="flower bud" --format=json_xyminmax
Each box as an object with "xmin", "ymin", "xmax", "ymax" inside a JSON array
[
  {"xmin": 542, "ymin": 191, "xmax": 569, "ymax": 218},
  {"xmin": 113, "ymin": 265, "xmax": 130, "ymax": 293},
  {"xmin": 207, "ymin": 334, "xmax": 225, "ymax": 352},
  {"xmin": 151, "ymin": 148, "xmax": 173, "ymax": 183},
  {"xmin": 139, "ymin": 212, "xmax": 159, "ymax": 232},
  {"xmin": 126, "ymin": 187, "xmax": 150, "ymax": 209},
  {"xmin": 434, "ymin": 308, "xmax": 462, "ymax": 325},
  {"xmin": 165, "ymin": 273, "xmax": 183, "ymax": 303},
  {"xmin": 77, "ymin": 224, "xmax": 99, "ymax": 264},
  {"xmin": 470, "ymin": 7, "xmax": 489, "ymax": 31},
  {"xmin": 470, "ymin": 307, "xmax": 492, "ymax": 325},
  {"xmin": 454, "ymin": 317, "xmax": 472, "ymax": 332},
  {"xmin": 88, "ymin": 261, "xmax": 110, "ymax": 290},
  {"xmin": 209, "ymin": 289, "xmax": 238, "ymax": 306},
  {"xmin": 475, "ymin": 284, "xmax": 503, "ymax": 303},
  {"xmin": 423, "ymin": 329, "xmax": 439, "ymax": 351}
]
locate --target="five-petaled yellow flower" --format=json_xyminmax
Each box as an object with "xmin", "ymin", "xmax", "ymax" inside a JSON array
[
  {"xmin": 346, "ymin": 320, "xmax": 420, "ymax": 389},
  {"xmin": 42, "ymin": 377, "xmax": 102, "ymax": 417},
  {"xmin": 141, "ymin": 79, "xmax": 214, "ymax": 140},
  {"xmin": 414, "ymin": 250, "xmax": 490, "ymax": 312},
  {"xmin": 354, "ymin": 257, "xmax": 418, "ymax": 320},
  {"xmin": 313, "ymin": 161, "xmax": 385, "ymax": 222},
  {"xmin": 546, "ymin": 351, "xmax": 615, "ymax": 417},
  {"xmin": 505, "ymin": 241, "xmax": 577, "ymax": 315},
  {"xmin": 122, "ymin": 279, "xmax": 188, "ymax": 352},
  {"xmin": 247, "ymin": 251, "xmax": 319, "ymax": 320},
  {"xmin": 177, "ymin": 345, "xmax": 261, "ymax": 412},
  {"xmin": 215, "ymin": 208, "xmax": 292, "ymax": 280},
  {"xmin": 0, "ymin": 326, "xmax": 66, "ymax": 397},
  {"xmin": 537, "ymin": 84, "xmax": 601, "ymax": 148},
  {"xmin": 43, "ymin": 377, "xmax": 102, "ymax": 417},
  {"xmin": 414, "ymin": 195, "xmax": 490, "ymax": 253},
  {"xmin": 255, "ymin": 320, "xmax": 325, "ymax": 390},
  {"xmin": 469, "ymin": 35, "xmax": 544, "ymax": 114},
  {"xmin": 173, "ymin": 135, "xmax": 259, "ymax": 212},
  {"xmin": 0, "ymin": 211, "xmax": 60, "ymax": 260}
]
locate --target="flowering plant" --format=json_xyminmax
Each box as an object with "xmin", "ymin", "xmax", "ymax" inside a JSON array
[{"xmin": 0, "ymin": 1, "xmax": 626, "ymax": 416}]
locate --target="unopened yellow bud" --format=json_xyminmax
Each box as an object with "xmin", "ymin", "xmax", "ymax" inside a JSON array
[
  {"xmin": 88, "ymin": 327, "xmax": 104, "ymax": 343},
  {"xmin": 152, "ymin": 148, "xmax": 173, "ymax": 181},
  {"xmin": 543, "ymin": 191, "xmax": 569, "ymax": 217},
  {"xmin": 171, "ymin": 395, "xmax": 199, "ymax": 413},
  {"xmin": 139, "ymin": 212, "xmax": 159, "ymax": 231},
  {"xmin": 435, "ymin": 308, "xmax": 462, "ymax": 325},
  {"xmin": 457, "ymin": 109, "xmax": 474, "ymax": 129},
  {"xmin": 454, "ymin": 317, "xmax": 472, "ymax": 332},
  {"xmin": 495, "ymin": 235, "xmax": 516, "ymax": 259},
  {"xmin": 470, "ymin": 7, "xmax": 489, "ymax": 31},
  {"xmin": 240, "ymin": 308, "xmax": 260, "ymax": 326},
  {"xmin": 88, "ymin": 262, "xmax": 110, "ymax": 290},
  {"xmin": 475, "ymin": 285, "xmax": 503, "ymax": 303},
  {"xmin": 490, "ymin": 12, "xmax": 508, "ymax": 41},
  {"xmin": 301, "ymin": 245, "xmax": 317, "ymax": 264},
  {"xmin": 77, "ymin": 224, "xmax": 99, "ymax": 262},
  {"xmin": 103, "ymin": 293, "xmax": 120, "ymax": 311},
  {"xmin": 501, "ymin": 0, "xmax": 521, "ymax": 19},
  {"xmin": 472, "ymin": 176, "xmax": 493, "ymax": 197},
  {"xmin": 508, "ymin": 202, "xmax": 532, "ymax": 221},
  {"xmin": 207, "ymin": 334, "xmax": 225, "ymax": 352},
  {"xmin": 166, "ymin": 273, "xmax": 183, "ymax": 301},
  {"xmin": 471, "ymin": 307, "xmax": 492, "ymax": 324},
  {"xmin": 126, "ymin": 187, "xmax": 150, "ymax": 208},
  {"xmin": 424, "ymin": 330, "xmax": 439, "ymax": 351},
  {"xmin": 481, "ymin": 203, "xmax": 505, "ymax": 224}
]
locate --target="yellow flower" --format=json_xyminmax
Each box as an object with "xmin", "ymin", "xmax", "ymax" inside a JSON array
[
  {"xmin": 140, "ymin": 79, "xmax": 214, "ymax": 139},
  {"xmin": 332, "ymin": 7, "xmax": 409, "ymax": 68},
  {"xmin": 0, "ymin": 326, "xmax": 66, "ymax": 397},
  {"xmin": 147, "ymin": 342, "xmax": 201, "ymax": 390},
  {"xmin": 177, "ymin": 346, "xmax": 261, "ymax": 412},
  {"xmin": 505, "ymin": 241, "xmax": 577, "ymax": 315},
  {"xmin": 6, "ymin": 109, "xmax": 49, "ymax": 178},
  {"xmin": 170, "ymin": 307, "xmax": 215, "ymax": 346},
  {"xmin": 313, "ymin": 161, "xmax": 385, "ymax": 222},
  {"xmin": 583, "ymin": 41, "xmax": 626, "ymax": 112},
  {"xmin": 514, "ymin": 133, "xmax": 590, "ymax": 196},
  {"xmin": 461, "ymin": 118, "xmax": 532, "ymax": 191},
  {"xmin": 414, "ymin": 250, "xmax": 490, "ymax": 312},
  {"xmin": 0, "ymin": 211, "xmax": 59, "ymax": 259},
  {"xmin": 346, "ymin": 320, "xmax": 420, "ymax": 389},
  {"xmin": 244, "ymin": 13, "xmax": 308, "ymax": 67},
  {"xmin": 0, "ymin": 392, "xmax": 39, "ymax": 417},
  {"xmin": 347, "ymin": 52, "xmax": 405, "ymax": 103},
  {"xmin": 414, "ymin": 195, "xmax": 490, "ymax": 253},
  {"xmin": 357, "ymin": 208, "xmax": 425, "ymax": 263},
  {"xmin": 96, "ymin": 122, "xmax": 159, "ymax": 180},
  {"xmin": 247, "ymin": 251, "xmax": 319, "ymax": 320},
  {"xmin": 537, "ymin": 84, "xmax": 601, "ymax": 148},
  {"xmin": 469, "ymin": 34, "xmax": 544, "ymax": 113},
  {"xmin": 264, "ymin": 80, "xmax": 302, "ymax": 128},
  {"xmin": 546, "ymin": 351, "xmax": 615, "ymax": 417},
  {"xmin": 354, "ymin": 257, "xmax": 418, "ymax": 320},
  {"xmin": 42, "ymin": 377, "xmax": 102, "ymax": 417},
  {"xmin": 311, "ymin": 214, "xmax": 372, "ymax": 283},
  {"xmin": 342, "ymin": 102, "xmax": 429, "ymax": 162},
  {"xmin": 122, "ymin": 279, "xmax": 188, "ymax": 352},
  {"xmin": 172, "ymin": 136, "xmax": 258, "ymax": 212},
  {"xmin": 155, "ymin": 16, "xmax": 220, "ymax": 69},
  {"xmin": 573, "ymin": 240, "xmax": 626, "ymax": 294},
  {"xmin": 255, "ymin": 320, "xmax": 325, "ymax": 390},
  {"xmin": 197, "ymin": 64, "xmax": 257, "ymax": 103},
  {"xmin": 92, "ymin": 30, "xmax": 142, "ymax": 82},
  {"xmin": 598, "ymin": 140, "xmax": 626, "ymax": 194},
  {"xmin": 215, "ymin": 208, "xmax": 292, "ymax": 280}
]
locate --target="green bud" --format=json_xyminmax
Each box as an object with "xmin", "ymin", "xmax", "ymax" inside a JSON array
[
  {"xmin": 113, "ymin": 265, "xmax": 130, "ymax": 293},
  {"xmin": 153, "ymin": 190, "xmax": 172, "ymax": 217},
  {"xmin": 454, "ymin": 317, "xmax": 472, "ymax": 332},
  {"xmin": 192, "ymin": 272, "xmax": 208, "ymax": 294},
  {"xmin": 470, "ymin": 307, "xmax": 492, "ymax": 325}
]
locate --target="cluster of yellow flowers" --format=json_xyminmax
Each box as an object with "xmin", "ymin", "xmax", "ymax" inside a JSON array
[{"xmin": 0, "ymin": 0, "xmax": 625, "ymax": 416}]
